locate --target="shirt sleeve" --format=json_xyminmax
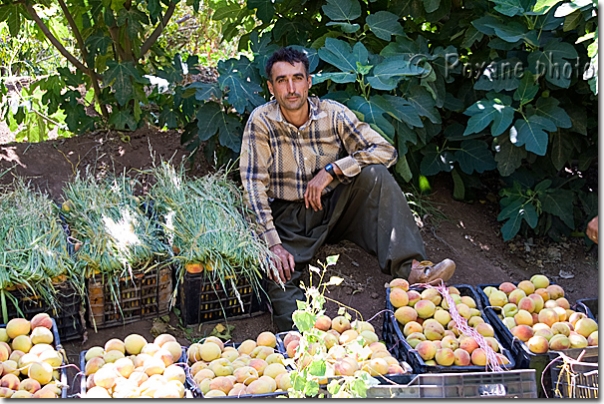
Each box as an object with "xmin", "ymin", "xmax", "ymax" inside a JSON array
[
  {"xmin": 239, "ymin": 111, "xmax": 282, "ymax": 248},
  {"xmin": 333, "ymin": 106, "xmax": 398, "ymax": 180}
]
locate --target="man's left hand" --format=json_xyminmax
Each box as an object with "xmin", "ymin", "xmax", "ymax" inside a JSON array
[{"xmin": 304, "ymin": 169, "xmax": 333, "ymax": 211}]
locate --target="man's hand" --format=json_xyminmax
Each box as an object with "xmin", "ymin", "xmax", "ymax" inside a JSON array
[
  {"xmin": 587, "ymin": 216, "xmax": 598, "ymax": 244},
  {"xmin": 304, "ymin": 168, "xmax": 335, "ymax": 211},
  {"xmin": 269, "ymin": 244, "xmax": 295, "ymax": 283}
]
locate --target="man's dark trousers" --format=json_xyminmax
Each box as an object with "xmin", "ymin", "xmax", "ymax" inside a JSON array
[{"xmin": 266, "ymin": 164, "xmax": 427, "ymax": 331}]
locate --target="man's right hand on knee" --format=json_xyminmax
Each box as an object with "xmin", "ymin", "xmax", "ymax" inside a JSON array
[{"xmin": 269, "ymin": 244, "xmax": 295, "ymax": 283}]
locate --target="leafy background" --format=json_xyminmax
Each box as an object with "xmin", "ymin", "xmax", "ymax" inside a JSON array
[{"xmin": 0, "ymin": 0, "xmax": 598, "ymax": 242}]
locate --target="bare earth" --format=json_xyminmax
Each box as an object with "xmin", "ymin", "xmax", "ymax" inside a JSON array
[{"xmin": 0, "ymin": 126, "xmax": 598, "ymax": 397}]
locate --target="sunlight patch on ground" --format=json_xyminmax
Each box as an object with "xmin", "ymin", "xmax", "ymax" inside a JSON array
[{"xmin": 0, "ymin": 146, "xmax": 25, "ymax": 167}]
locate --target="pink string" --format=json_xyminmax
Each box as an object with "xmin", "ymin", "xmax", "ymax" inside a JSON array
[{"xmin": 416, "ymin": 282, "xmax": 504, "ymax": 372}]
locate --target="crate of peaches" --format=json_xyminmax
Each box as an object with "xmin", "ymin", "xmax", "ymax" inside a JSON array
[
  {"xmin": 185, "ymin": 332, "xmax": 291, "ymax": 398},
  {"xmin": 278, "ymin": 314, "xmax": 413, "ymax": 384},
  {"xmin": 384, "ymin": 278, "xmax": 515, "ymax": 374}
]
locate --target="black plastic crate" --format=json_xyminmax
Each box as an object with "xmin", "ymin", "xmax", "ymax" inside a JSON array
[
  {"xmin": 86, "ymin": 265, "xmax": 172, "ymax": 330},
  {"xmin": 177, "ymin": 271, "xmax": 267, "ymax": 327},
  {"xmin": 574, "ymin": 297, "xmax": 598, "ymax": 322},
  {"xmin": 4, "ymin": 280, "xmax": 85, "ymax": 342},
  {"xmin": 384, "ymin": 284, "xmax": 515, "ymax": 374},
  {"xmin": 1, "ymin": 318, "xmax": 68, "ymax": 398},
  {"xmin": 547, "ymin": 347, "xmax": 598, "ymax": 398}
]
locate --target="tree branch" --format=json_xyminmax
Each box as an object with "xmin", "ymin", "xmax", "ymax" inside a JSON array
[
  {"xmin": 56, "ymin": 0, "xmax": 88, "ymax": 60},
  {"xmin": 140, "ymin": 0, "xmax": 176, "ymax": 58},
  {"xmin": 24, "ymin": 3, "xmax": 89, "ymax": 74}
]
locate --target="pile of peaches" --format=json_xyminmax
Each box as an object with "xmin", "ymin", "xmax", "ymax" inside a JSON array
[
  {"xmin": 186, "ymin": 332, "xmax": 290, "ymax": 397},
  {"xmin": 280, "ymin": 315, "xmax": 410, "ymax": 380},
  {"xmin": 388, "ymin": 278, "xmax": 511, "ymax": 368},
  {"xmin": 482, "ymin": 275, "xmax": 598, "ymax": 354}
]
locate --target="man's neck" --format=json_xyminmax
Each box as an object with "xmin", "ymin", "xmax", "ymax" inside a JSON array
[{"xmin": 280, "ymin": 100, "xmax": 310, "ymax": 128}]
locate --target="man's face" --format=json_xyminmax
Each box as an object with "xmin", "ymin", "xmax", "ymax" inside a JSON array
[{"xmin": 267, "ymin": 61, "xmax": 312, "ymax": 113}]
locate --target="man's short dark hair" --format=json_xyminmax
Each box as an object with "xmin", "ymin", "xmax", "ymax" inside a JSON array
[{"xmin": 265, "ymin": 47, "xmax": 310, "ymax": 81}]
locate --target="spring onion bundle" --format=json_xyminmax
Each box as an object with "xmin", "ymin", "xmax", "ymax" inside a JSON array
[
  {"xmin": 60, "ymin": 168, "xmax": 171, "ymax": 317},
  {"xmin": 0, "ymin": 179, "xmax": 81, "ymax": 323},
  {"xmin": 146, "ymin": 161, "xmax": 279, "ymax": 310}
]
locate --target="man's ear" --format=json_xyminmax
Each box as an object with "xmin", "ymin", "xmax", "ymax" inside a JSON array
[
  {"xmin": 307, "ymin": 76, "xmax": 312, "ymax": 89},
  {"xmin": 267, "ymin": 80, "xmax": 274, "ymax": 95}
]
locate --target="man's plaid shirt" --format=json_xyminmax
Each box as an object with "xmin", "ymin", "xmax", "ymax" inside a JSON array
[{"xmin": 240, "ymin": 96, "xmax": 398, "ymax": 248}]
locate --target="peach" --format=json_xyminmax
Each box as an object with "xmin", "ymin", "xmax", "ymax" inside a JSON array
[
  {"xmin": 488, "ymin": 290, "xmax": 508, "ymax": 307},
  {"xmin": 517, "ymin": 297, "xmax": 536, "ymax": 313},
  {"xmin": 498, "ymin": 282, "xmax": 516, "ymax": 294},
  {"xmin": 550, "ymin": 322, "xmax": 571, "ymax": 337},
  {"xmin": 568, "ymin": 312, "xmax": 587, "ymax": 328},
  {"xmin": 475, "ymin": 322, "xmax": 495, "ymax": 338},
  {"xmin": 389, "ymin": 288, "xmax": 409, "ymax": 308},
  {"xmin": 513, "ymin": 310, "xmax": 533, "ymax": 326},
  {"xmin": 453, "ymin": 348, "xmax": 471, "ymax": 366},
  {"xmin": 574, "ymin": 318, "xmax": 598, "ymax": 338},
  {"xmin": 420, "ymin": 288, "xmax": 442, "ymax": 306},
  {"xmin": 440, "ymin": 335, "xmax": 459, "ymax": 351},
  {"xmin": 502, "ymin": 317, "xmax": 516, "ymax": 330},
  {"xmin": 510, "ymin": 325, "xmax": 534, "ymax": 342},
  {"xmin": 460, "ymin": 295, "xmax": 477, "ymax": 309},
  {"xmin": 568, "ymin": 334, "xmax": 588, "ymax": 349},
  {"xmin": 528, "ymin": 293, "xmax": 545, "ymax": 313},
  {"xmin": 282, "ymin": 331, "xmax": 301, "ymax": 348},
  {"xmin": 245, "ymin": 378, "xmax": 273, "ymax": 395},
  {"xmin": 256, "ymin": 331, "xmax": 277, "ymax": 348},
  {"xmin": 407, "ymin": 290, "xmax": 422, "ymax": 306},
  {"xmin": 458, "ymin": 336, "xmax": 479, "ymax": 354},
  {"xmin": 484, "ymin": 336, "xmax": 500, "ymax": 353},
  {"xmin": 587, "ymin": 331, "xmax": 598, "ymax": 346},
  {"xmin": 502, "ymin": 303, "xmax": 519, "ymax": 318},
  {"xmin": 538, "ymin": 308, "xmax": 559, "ymax": 327},
  {"xmin": 233, "ymin": 366, "xmax": 259, "ymax": 385},
  {"xmin": 84, "ymin": 356, "xmax": 105, "ymax": 376},
  {"xmin": 415, "ymin": 341, "xmax": 437, "ymax": 361},
  {"xmin": 482, "ymin": 286, "xmax": 498, "ymax": 297},
  {"xmin": 200, "ymin": 342, "xmax": 222, "ymax": 362},
  {"xmin": 534, "ymin": 288, "xmax": 550, "ymax": 302},
  {"xmin": 331, "ymin": 316, "xmax": 352, "ymax": 333},
  {"xmin": 314, "ymin": 315, "xmax": 332, "ymax": 331},
  {"xmin": 530, "ymin": 274, "xmax": 550, "ymax": 289},
  {"xmin": 104, "ymin": 338, "xmax": 126, "ymax": 354},
  {"xmin": 334, "ymin": 357, "xmax": 359, "ymax": 376},
  {"xmin": 507, "ymin": 289, "xmax": 527, "ymax": 305},
  {"xmin": 395, "ymin": 306, "xmax": 418, "ymax": 325},
  {"xmin": 546, "ymin": 284, "xmax": 565, "ymax": 300},
  {"xmin": 11, "ymin": 335, "xmax": 32, "ymax": 353},
  {"xmin": 433, "ymin": 309, "xmax": 451, "ymax": 326},
  {"xmin": 389, "ymin": 278, "xmax": 410, "ymax": 291},
  {"xmin": 339, "ymin": 329, "xmax": 359, "ymax": 344},
  {"xmin": 435, "ymin": 348, "xmax": 455, "ymax": 366},
  {"xmin": 548, "ymin": 334, "xmax": 570, "ymax": 350},
  {"xmin": 124, "ymin": 334, "xmax": 148, "ymax": 355},
  {"xmin": 362, "ymin": 358, "xmax": 389, "ymax": 376},
  {"xmin": 526, "ymin": 335, "xmax": 549, "ymax": 353},
  {"xmin": 248, "ymin": 358, "xmax": 268, "ymax": 376},
  {"xmin": 517, "ymin": 280, "xmax": 535, "ymax": 295},
  {"xmin": 534, "ymin": 328, "xmax": 554, "ymax": 341},
  {"xmin": 415, "ymin": 300, "xmax": 436, "ymax": 319},
  {"xmin": 468, "ymin": 316, "xmax": 485, "ymax": 327},
  {"xmin": 403, "ymin": 321, "xmax": 423, "ymax": 337},
  {"xmin": 30, "ymin": 313, "xmax": 53, "ymax": 330},
  {"xmin": 360, "ymin": 330, "xmax": 379, "ymax": 345},
  {"xmin": 18, "ymin": 378, "xmax": 41, "ymax": 394},
  {"xmin": 154, "ymin": 333, "xmax": 177, "ymax": 347},
  {"xmin": 237, "ymin": 339, "xmax": 257, "ymax": 356},
  {"xmin": 470, "ymin": 348, "xmax": 487, "ymax": 366},
  {"xmin": 0, "ymin": 344, "xmax": 9, "ymax": 362},
  {"xmin": 5, "ymin": 318, "xmax": 31, "ymax": 339},
  {"xmin": 553, "ymin": 306, "xmax": 567, "ymax": 322},
  {"xmin": 555, "ymin": 297, "xmax": 570, "ymax": 310},
  {"xmin": 406, "ymin": 332, "xmax": 427, "ymax": 348},
  {"xmin": 209, "ymin": 376, "xmax": 234, "ymax": 394},
  {"xmin": 85, "ymin": 346, "xmax": 105, "ymax": 362},
  {"xmin": 1, "ymin": 373, "xmax": 20, "ymax": 390}
]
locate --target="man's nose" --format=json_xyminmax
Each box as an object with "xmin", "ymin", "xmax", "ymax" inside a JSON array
[{"xmin": 286, "ymin": 79, "xmax": 295, "ymax": 93}]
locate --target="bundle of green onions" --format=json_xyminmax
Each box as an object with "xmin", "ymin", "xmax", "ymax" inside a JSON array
[
  {"xmin": 146, "ymin": 161, "xmax": 279, "ymax": 310},
  {"xmin": 60, "ymin": 168, "xmax": 170, "ymax": 302},
  {"xmin": 0, "ymin": 179, "xmax": 82, "ymax": 323}
]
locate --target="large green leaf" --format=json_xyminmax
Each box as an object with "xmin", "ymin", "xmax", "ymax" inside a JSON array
[
  {"xmin": 367, "ymin": 56, "xmax": 427, "ymax": 90},
  {"xmin": 471, "ymin": 15, "xmax": 501, "ymax": 36},
  {"xmin": 0, "ymin": 3, "xmax": 22, "ymax": 37},
  {"xmin": 511, "ymin": 115, "xmax": 555, "ymax": 156},
  {"xmin": 420, "ymin": 145, "xmax": 455, "ymax": 175},
  {"xmin": 86, "ymin": 31, "xmax": 112, "ymax": 58},
  {"xmin": 212, "ymin": 3, "xmax": 242, "ymax": 20},
  {"xmin": 383, "ymin": 95, "xmax": 424, "ymax": 128},
  {"xmin": 186, "ymin": 82, "xmax": 221, "ymax": 102},
  {"xmin": 217, "ymin": 57, "xmax": 265, "ymax": 115},
  {"xmin": 542, "ymin": 189, "xmax": 574, "ymax": 228},
  {"xmin": 532, "ymin": 0, "xmax": 563, "ymax": 14},
  {"xmin": 489, "ymin": 0, "xmax": 525, "ymax": 16},
  {"xmin": 482, "ymin": 20, "xmax": 529, "ymax": 43},
  {"xmin": 394, "ymin": 121, "xmax": 419, "ymax": 155},
  {"xmin": 116, "ymin": 8, "xmax": 148, "ymax": 40},
  {"xmin": 104, "ymin": 61, "xmax": 146, "ymax": 106},
  {"xmin": 312, "ymin": 72, "xmax": 357, "ymax": 84},
  {"xmin": 366, "ymin": 11, "xmax": 405, "ymax": 41},
  {"xmin": 405, "ymin": 85, "xmax": 441, "ymax": 124},
  {"xmin": 535, "ymin": 97, "xmax": 571, "ymax": 129},
  {"xmin": 195, "ymin": 103, "xmax": 243, "ymax": 153},
  {"xmin": 461, "ymin": 26, "xmax": 484, "ymax": 49},
  {"xmin": 474, "ymin": 60, "xmax": 521, "ymax": 92},
  {"xmin": 454, "ymin": 139, "xmax": 497, "ymax": 174},
  {"xmin": 326, "ymin": 21, "xmax": 361, "ymax": 33},
  {"xmin": 550, "ymin": 131, "xmax": 574, "ymax": 170},
  {"xmin": 553, "ymin": 0, "xmax": 591, "ymax": 17},
  {"xmin": 424, "ymin": 0, "xmax": 440, "ymax": 13},
  {"xmin": 463, "ymin": 94, "xmax": 514, "ymax": 137},
  {"xmin": 247, "ymin": 0, "xmax": 274, "ymax": 23},
  {"xmin": 395, "ymin": 154, "xmax": 413, "ymax": 183},
  {"xmin": 495, "ymin": 135, "xmax": 527, "ymax": 176},
  {"xmin": 318, "ymin": 38, "xmax": 358, "ymax": 73},
  {"xmin": 347, "ymin": 96, "xmax": 395, "ymax": 140},
  {"xmin": 527, "ymin": 39, "xmax": 579, "ymax": 88},
  {"xmin": 322, "ymin": 0, "xmax": 361, "ymax": 21},
  {"xmin": 513, "ymin": 72, "xmax": 539, "ymax": 106},
  {"xmin": 109, "ymin": 109, "xmax": 137, "ymax": 130}
]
